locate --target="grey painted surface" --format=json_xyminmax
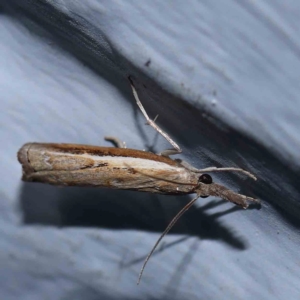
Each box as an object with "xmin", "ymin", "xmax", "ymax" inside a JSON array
[{"xmin": 1, "ymin": 1, "xmax": 299, "ymax": 299}]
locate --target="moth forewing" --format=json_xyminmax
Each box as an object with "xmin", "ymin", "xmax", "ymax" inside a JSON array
[{"xmin": 18, "ymin": 143, "xmax": 199, "ymax": 194}]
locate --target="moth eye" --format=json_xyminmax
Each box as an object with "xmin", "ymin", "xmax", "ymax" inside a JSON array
[
  {"xmin": 199, "ymin": 174, "xmax": 212, "ymax": 198},
  {"xmin": 199, "ymin": 174, "xmax": 212, "ymax": 184}
]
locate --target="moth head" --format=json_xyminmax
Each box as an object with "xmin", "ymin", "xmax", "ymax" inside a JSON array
[{"xmin": 196, "ymin": 173, "xmax": 258, "ymax": 209}]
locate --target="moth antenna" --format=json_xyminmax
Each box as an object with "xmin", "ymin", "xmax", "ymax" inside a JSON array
[{"xmin": 137, "ymin": 195, "xmax": 199, "ymax": 285}]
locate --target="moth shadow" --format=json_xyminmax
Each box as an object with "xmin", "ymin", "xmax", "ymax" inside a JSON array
[{"xmin": 19, "ymin": 182, "xmax": 248, "ymax": 250}]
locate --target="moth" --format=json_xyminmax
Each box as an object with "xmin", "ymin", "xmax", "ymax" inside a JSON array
[{"xmin": 18, "ymin": 78, "xmax": 259, "ymax": 284}]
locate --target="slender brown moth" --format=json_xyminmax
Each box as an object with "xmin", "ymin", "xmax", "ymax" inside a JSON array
[{"xmin": 18, "ymin": 78, "xmax": 259, "ymax": 284}]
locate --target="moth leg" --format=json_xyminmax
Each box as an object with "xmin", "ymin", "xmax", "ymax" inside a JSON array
[
  {"xmin": 128, "ymin": 77, "xmax": 182, "ymax": 157},
  {"xmin": 158, "ymin": 149, "xmax": 182, "ymax": 157},
  {"xmin": 104, "ymin": 136, "xmax": 126, "ymax": 148},
  {"xmin": 178, "ymin": 160, "xmax": 257, "ymax": 181}
]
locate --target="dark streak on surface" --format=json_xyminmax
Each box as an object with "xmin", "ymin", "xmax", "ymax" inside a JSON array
[
  {"xmin": 145, "ymin": 59, "xmax": 151, "ymax": 67},
  {"xmin": 127, "ymin": 168, "xmax": 137, "ymax": 174},
  {"xmin": 98, "ymin": 163, "xmax": 109, "ymax": 167}
]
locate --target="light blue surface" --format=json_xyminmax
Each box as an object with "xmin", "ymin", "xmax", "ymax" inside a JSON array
[{"xmin": 1, "ymin": 1, "xmax": 300, "ymax": 299}]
